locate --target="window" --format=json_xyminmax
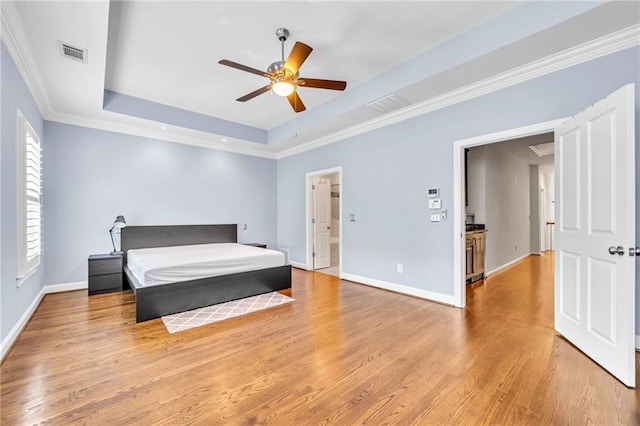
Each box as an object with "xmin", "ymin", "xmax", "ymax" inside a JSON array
[{"xmin": 16, "ymin": 110, "xmax": 42, "ymax": 283}]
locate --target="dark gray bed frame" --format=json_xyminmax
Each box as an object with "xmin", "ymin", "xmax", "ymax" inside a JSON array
[{"xmin": 121, "ymin": 224, "xmax": 291, "ymax": 322}]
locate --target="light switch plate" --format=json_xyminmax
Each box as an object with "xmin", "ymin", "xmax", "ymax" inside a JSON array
[{"xmin": 430, "ymin": 213, "xmax": 441, "ymax": 222}]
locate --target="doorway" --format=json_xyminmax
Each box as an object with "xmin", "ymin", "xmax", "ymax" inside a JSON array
[
  {"xmin": 453, "ymin": 118, "xmax": 565, "ymax": 307},
  {"xmin": 464, "ymin": 132, "xmax": 555, "ymax": 280},
  {"xmin": 306, "ymin": 167, "xmax": 342, "ymax": 277},
  {"xmin": 453, "ymin": 83, "xmax": 637, "ymax": 387}
]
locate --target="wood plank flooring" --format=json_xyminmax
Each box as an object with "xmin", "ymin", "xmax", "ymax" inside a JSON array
[{"xmin": 1, "ymin": 253, "xmax": 638, "ymax": 424}]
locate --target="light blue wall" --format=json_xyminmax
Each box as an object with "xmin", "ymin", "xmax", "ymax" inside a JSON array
[
  {"xmin": 43, "ymin": 122, "xmax": 277, "ymax": 285},
  {"xmin": 1, "ymin": 42, "xmax": 45, "ymax": 341},
  {"xmin": 103, "ymin": 90, "xmax": 268, "ymax": 144},
  {"xmin": 277, "ymin": 47, "xmax": 640, "ymax": 313}
]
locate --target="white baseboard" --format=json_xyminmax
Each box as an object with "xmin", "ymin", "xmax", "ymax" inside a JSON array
[
  {"xmin": 486, "ymin": 253, "xmax": 532, "ymax": 277},
  {"xmin": 290, "ymin": 261, "xmax": 310, "ymax": 270},
  {"xmin": 1, "ymin": 281, "xmax": 87, "ymax": 362},
  {"xmin": 1, "ymin": 287, "xmax": 46, "ymax": 362},
  {"xmin": 46, "ymin": 281, "xmax": 88, "ymax": 293},
  {"xmin": 341, "ymin": 272, "xmax": 456, "ymax": 306}
]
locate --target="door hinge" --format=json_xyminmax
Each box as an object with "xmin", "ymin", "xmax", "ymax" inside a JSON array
[
  {"xmin": 312, "ymin": 218, "xmax": 316, "ymax": 224},
  {"xmin": 312, "ymin": 185, "xmax": 316, "ymax": 190},
  {"xmin": 312, "ymin": 252, "xmax": 316, "ymax": 257}
]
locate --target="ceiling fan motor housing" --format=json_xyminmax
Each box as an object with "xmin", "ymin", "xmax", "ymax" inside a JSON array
[
  {"xmin": 267, "ymin": 60, "xmax": 285, "ymax": 74},
  {"xmin": 267, "ymin": 60, "xmax": 299, "ymax": 79}
]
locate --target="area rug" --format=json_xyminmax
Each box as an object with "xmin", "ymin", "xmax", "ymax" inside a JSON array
[{"xmin": 161, "ymin": 291, "xmax": 294, "ymax": 334}]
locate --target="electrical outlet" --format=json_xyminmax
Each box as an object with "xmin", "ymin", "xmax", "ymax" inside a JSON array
[
  {"xmin": 243, "ymin": 224, "xmax": 247, "ymax": 230},
  {"xmin": 397, "ymin": 264, "xmax": 403, "ymax": 274},
  {"xmin": 430, "ymin": 213, "xmax": 441, "ymax": 222}
]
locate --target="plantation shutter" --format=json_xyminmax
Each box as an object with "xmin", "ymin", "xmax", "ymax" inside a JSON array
[
  {"xmin": 16, "ymin": 111, "xmax": 42, "ymax": 280},
  {"xmin": 25, "ymin": 132, "xmax": 42, "ymax": 268}
]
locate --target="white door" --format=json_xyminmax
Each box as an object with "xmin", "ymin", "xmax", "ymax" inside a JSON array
[
  {"xmin": 313, "ymin": 177, "xmax": 331, "ymax": 269},
  {"xmin": 554, "ymin": 84, "xmax": 636, "ymax": 387},
  {"xmin": 540, "ymin": 187, "xmax": 547, "ymax": 251}
]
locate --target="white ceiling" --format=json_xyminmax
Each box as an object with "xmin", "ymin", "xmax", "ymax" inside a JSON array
[
  {"xmin": 104, "ymin": 1, "xmax": 518, "ymax": 130},
  {"xmin": 3, "ymin": 1, "xmax": 639, "ymax": 156},
  {"xmin": 502, "ymin": 133, "xmax": 555, "ymax": 166}
]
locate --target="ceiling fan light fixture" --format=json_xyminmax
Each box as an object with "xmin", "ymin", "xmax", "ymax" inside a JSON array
[
  {"xmin": 272, "ymin": 80, "xmax": 296, "ymax": 97},
  {"xmin": 218, "ymin": 27, "xmax": 346, "ymax": 112}
]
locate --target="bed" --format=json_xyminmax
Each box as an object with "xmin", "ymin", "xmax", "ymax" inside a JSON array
[{"xmin": 121, "ymin": 224, "xmax": 291, "ymax": 322}]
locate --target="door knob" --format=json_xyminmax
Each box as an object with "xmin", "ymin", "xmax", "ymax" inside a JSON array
[{"xmin": 608, "ymin": 246, "xmax": 624, "ymax": 256}]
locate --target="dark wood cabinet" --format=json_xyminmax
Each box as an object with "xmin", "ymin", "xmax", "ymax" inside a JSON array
[
  {"xmin": 466, "ymin": 230, "xmax": 487, "ymax": 283},
  {"xmin": 88, "ymin": 253, "xmax": 123, "ymax": 295}
]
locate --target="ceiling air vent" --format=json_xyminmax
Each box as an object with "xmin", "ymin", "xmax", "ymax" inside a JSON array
[
  {"xmin": 58, "ymin": 41, "xmax": 88, "ymax": 63},
  {"xmin": 366, "ymin": 94, "xmax": 411, "ymax": 114}
]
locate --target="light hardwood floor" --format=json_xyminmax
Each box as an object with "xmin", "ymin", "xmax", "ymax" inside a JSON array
[{"xmin": 1, "ymin": 253, "xmax": 638, "ymax": 424}]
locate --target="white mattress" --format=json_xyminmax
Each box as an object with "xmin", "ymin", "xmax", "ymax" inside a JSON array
[{"xmin": 127, "ymin": 243, "xmax": 286, "ymax": 287}]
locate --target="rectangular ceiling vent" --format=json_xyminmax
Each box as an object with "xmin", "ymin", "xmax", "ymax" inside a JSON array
[
  {"xmin": 58, "ymin": 41, "xmax": 88, "ymax": 63},
  {"xmin": 366, "ymin": 94, "xmax": 411, "ymax": 115}
]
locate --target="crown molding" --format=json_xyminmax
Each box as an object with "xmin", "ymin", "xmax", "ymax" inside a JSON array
[
  {"xmin": 0, "ymin": 2, "xmax": 52, "ymax": 118},
  {"xmin": 2, "ymin": 3, "xmax": 638, "ymax": 161},
  {"xmin": 275, "ymin": 24, "xmax": 640, "ymax": 159}
]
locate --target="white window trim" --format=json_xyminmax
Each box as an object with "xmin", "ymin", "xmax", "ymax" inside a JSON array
[{"xmin": 16, "ymin": 109, "xmax": 42, "ymax": 286}]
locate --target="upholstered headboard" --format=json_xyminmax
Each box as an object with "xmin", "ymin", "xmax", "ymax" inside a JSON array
[{"xmin": 121, "ymin": 224, "xmax": 237, "ymax": 263}]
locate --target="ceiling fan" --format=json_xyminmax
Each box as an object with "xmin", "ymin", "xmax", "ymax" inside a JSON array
[{"xmin": 218, "ymin": 28, "xmax": 347, "ymax": 113}]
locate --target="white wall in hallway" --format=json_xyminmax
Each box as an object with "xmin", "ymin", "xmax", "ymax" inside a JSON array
[{"xmin": 483, "ymin": 141, "xmax": 532, "ymax": 274}]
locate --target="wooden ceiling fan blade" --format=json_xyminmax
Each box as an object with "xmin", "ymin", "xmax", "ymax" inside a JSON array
[
  {"xmin": 219, "ymin": 60, "xmax": 271, "ymax": 78},
  {"xmin": 298, "ymin": 78, "xmax": 347, "ymax": 91},
  {"xmin": 286, "ymin": 91, "xmax": 306, "ymax": 113},
  {"xmin": 284, "ymin": 42, "xmax": 313, "ymax": 74},
  {"xmin": 237, "ymin": 85, "xmax": 272, "ymax": 102}
]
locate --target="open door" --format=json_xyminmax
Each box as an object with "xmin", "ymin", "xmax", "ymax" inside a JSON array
[
  {"xmin": 555, "ymin": 84, "xmax": 636, "ymax": 387},
  {"xmin": 312, "ymin": 177, "xmax": 331, "ymax": 269}
]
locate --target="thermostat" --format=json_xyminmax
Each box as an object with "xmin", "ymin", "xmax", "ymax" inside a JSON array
[{"xmin": 428, "ymin": 188, "xmax": 440, "ymax": 198}]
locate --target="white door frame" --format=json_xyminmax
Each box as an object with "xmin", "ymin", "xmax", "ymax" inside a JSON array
[
  {"xmin": 452, "ymin": 118, "xmax": 566, "ymax": 308},
  {"xmin": 540, "ymin": 186, "xmax": 547, "ymax": 251},
  {"xmin": 306, "ymin": 167, "xmax": 343, "ymax": 276}
]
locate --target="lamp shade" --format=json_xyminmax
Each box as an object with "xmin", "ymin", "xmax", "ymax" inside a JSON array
[{"xmin": 113, "ymin": 215, "xmax": 127, "ymax": 229}]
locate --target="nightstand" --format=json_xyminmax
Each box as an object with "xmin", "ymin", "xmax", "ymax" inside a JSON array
[
  {"xmin": 243, "ymin": 243, "xmax": 267, "ymax": 249},
  {"xmin": 88, "ymin": 253, "xmax": 123, "ymax": 295}
]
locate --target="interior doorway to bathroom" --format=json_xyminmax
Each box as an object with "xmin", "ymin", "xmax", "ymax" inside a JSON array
[{"xmin": 306, "ymin": 167, "xmax": 342, "ymax": 277}]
